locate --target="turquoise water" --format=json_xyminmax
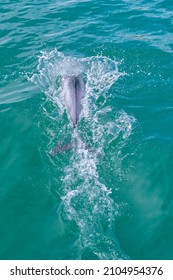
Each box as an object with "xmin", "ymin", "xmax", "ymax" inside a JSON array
[{"xmin": 0, "ymin": 0, "xmax": 173, "ymax": 260}]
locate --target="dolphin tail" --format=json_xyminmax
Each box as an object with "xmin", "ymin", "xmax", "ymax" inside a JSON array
[
  {"xmin": 50, "ymin": 140, "xmax": 90, "ymax": 156},
  {"xmin": 50, "ymin": 142, "xmax": 75, "ymax": 156}
]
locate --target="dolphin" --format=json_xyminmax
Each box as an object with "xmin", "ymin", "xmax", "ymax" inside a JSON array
[
  {"xmin": 61, "ymin": 74, "xmax": 85, "ymax": 127},
  {"xmin": 51, "ymin": 74, "xmax": 85, "ymax": 156}
]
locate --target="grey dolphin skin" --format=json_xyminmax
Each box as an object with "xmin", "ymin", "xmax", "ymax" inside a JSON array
[
  {"xmin": 51, "ymin": 74, "xmax": 85, "ymax": 156},
  {"xmin": 62, "ymin": 74, "xmax": 85, "ymax": 127}
]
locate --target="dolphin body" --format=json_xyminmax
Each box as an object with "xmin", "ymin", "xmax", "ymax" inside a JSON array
[
  {"xmin": 61, "ymin": 74, "xmax": 85, "ymax": 127},
  {"xmin": 51, "ymin": 74, "xmax": 85, "ymax": 156}
]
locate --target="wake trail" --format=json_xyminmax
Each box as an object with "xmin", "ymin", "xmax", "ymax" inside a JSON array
[{"xmin": 30, "ymin": 50, "xmax": 136, "ymax": 259}]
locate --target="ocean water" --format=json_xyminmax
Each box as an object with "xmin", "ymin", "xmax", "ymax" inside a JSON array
[{"xmin": 0, "ymin": 0, "xmax": 173, "ymax": 260}]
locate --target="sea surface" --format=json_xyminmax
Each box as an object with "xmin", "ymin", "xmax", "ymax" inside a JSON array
[{"xmin": 0, "ymin": 0, "xmax": 173, "ymax": 260}]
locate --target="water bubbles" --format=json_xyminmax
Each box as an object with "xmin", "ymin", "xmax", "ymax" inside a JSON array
[{"xmin": 115, "ymin": 110, "xmax": 136, "ymax": 139}]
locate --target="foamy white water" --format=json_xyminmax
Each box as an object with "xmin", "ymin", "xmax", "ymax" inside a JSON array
[{"xmin": 31, "ymin": 50, "xmax": 136, "ymax": 259}]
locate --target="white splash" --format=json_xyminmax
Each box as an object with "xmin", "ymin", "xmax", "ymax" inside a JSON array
[{"xmin": 31, "ymin": 50, "xmax": 135, "ymax": 259}]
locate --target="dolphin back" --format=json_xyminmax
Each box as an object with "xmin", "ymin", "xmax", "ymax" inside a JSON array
[
  {"xmin": 75, "ymin": 74, "xmax": 85, "ymax": 124},
  {"xmin": 62, "ymin": 74, "xmax": 85, "ymax": 127}
]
